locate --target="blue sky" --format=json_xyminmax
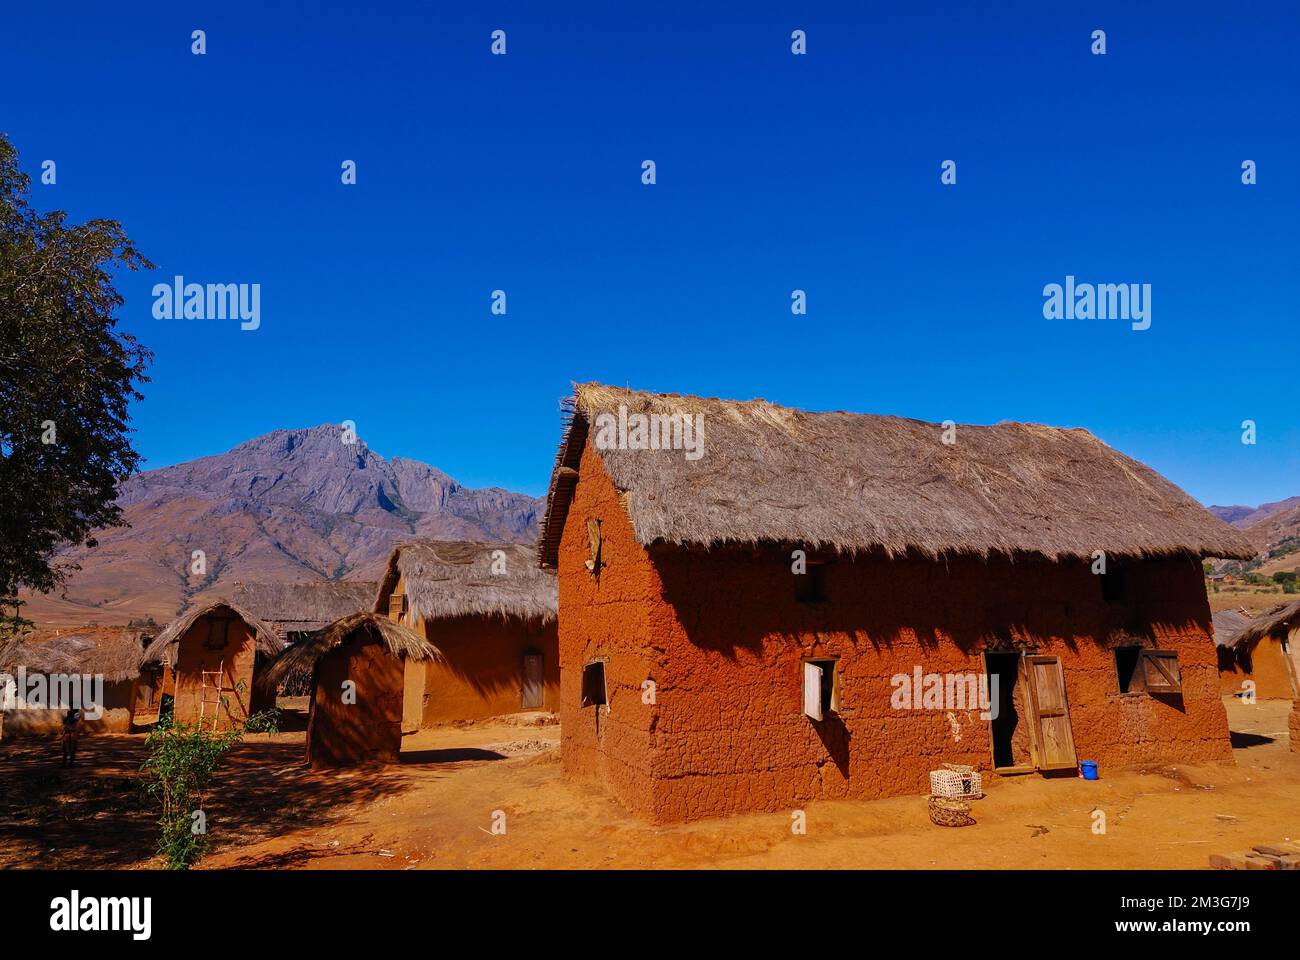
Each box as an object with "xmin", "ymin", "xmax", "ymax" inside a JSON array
[{"xmin": 4, "ymin": 1, "xmax": 1297, "ymax": 504}]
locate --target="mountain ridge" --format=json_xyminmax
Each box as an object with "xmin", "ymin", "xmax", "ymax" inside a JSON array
[{"xmin": 21, "ymin": 424, "xmax": 543, "ymax": 627}]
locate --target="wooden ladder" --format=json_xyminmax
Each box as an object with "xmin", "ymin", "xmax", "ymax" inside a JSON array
[{"xmin": 197, "ymin": 661, "xmax": 225, "ymax": 732}]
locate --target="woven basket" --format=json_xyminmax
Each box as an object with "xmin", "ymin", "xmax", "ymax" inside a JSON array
[
  {"xmin": 928, "ymin": 795, "xmax": 976, "ymax": 827},
  {"xmin": 929, "ymin": 767, "xmax": 984, "ymax": 800}
]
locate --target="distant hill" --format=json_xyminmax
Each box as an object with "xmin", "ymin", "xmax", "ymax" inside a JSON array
[
  {"xmin": 21, "ymin": 425, "xmax": 542, "ymax": 627},
  {"xmin": 1208, "ymin": 497, "xmax": 1300, "ymax": 529}
]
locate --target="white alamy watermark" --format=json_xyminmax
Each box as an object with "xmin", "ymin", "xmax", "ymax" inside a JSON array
[
  {"xmin": 1043, "ymin": 275, "xmax": 1151, "ymax": 331},
  {"xmin": 0, "ymin": 669, "xmax": 104, "ymax": 720},
  {"xmin": 152, "ymin": 275, "xmax": 260, "ymax": 330},
  {"xmin": 592, "ymin": 404, "xmax": 705, "ymax": 461},
  {"xmin": 890, "ymin": 667, "xmax": 999, "ymax": 720},
  {"xmin": 50, "ymin": 891, "xmax": 151, "ymax": 940}
]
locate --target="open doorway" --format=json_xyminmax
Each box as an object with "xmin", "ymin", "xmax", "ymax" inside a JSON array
[{"xmin": 985, "ymin": 651, "xmax": 1033, "ymax": 772}]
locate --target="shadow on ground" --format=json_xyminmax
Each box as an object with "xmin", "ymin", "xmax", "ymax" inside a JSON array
[{"xmin": 0, "ymin": 732, "xmax": 414, "ymax": 869}]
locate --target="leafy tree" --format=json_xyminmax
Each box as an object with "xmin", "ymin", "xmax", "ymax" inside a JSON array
[{"xmin": 0, "ymin": 133, "xmax": 153, "ymax": 638}]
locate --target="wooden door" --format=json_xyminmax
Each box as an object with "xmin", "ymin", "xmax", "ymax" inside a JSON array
[
  {"xmin": 521, "ymin": 653, "xmax": 544, "ymax": 709},
  {"xmin": 1022, "ymin": 655, "xmax": 1077, "ymax": 771}
]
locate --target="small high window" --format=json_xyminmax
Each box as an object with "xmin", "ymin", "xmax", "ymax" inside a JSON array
[
  {"xmin": 1100, "ymin": 563, "xmax": 1127, "ymax": 605},
  {"xmin": 1115, "ymin": 647, "xmax": 1182, "ymax": 694},
  {"xmin": 581, "ymin": 660, "xmax": 607, "ymax": 707},
  {"xmin": 802, "ymin": 659, "xmax": 840, "ymax": 720},
  {"xmin": 795, "ymin": 564, "xmax": 826, "ymax": 603}
]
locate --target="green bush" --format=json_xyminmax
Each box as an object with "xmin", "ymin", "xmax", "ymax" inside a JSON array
[{"xmin": 141, "ymin": 706, "xmax": 278, "ymax": 869}]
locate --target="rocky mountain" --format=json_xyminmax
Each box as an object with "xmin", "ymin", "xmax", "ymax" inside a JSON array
[
  {"xmin": 1208, "ymin": 497, "xmax": 1300, "ymax": 529},
  {"xmin": 22, "ymin": 425, "xmax": 543, "ymax": 627}
]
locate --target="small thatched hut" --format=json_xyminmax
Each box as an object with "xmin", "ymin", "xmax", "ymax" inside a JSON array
[
  {"xmin": 0, "ymin": 626, "xmax": 151, "ymax": 736},
  {"xmin": 1217, "ymin": 601, "xmax": 1299, "ymax": 700},
  {"xmin": 538, "ymin": 383, "xmax": 1257, "ymax": 823},
  {"xmin": 373, "ymin": 540, "xmax": 558, "ymax": 728},
  {"xmin": 258, "ymin": 613, "xmax": 441, "ymax": 767},
  {"xmin": 142, "ymin": 600, "xmax": 283, "ymax": 730},
  {"xmin": 228, "ymin": 581, "xmax": 378, "ymax": 643}
]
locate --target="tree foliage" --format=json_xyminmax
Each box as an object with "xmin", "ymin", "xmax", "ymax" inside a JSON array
[{"xmin": 0, "ymin": 133, "xmax": 153, "ymax": 636}]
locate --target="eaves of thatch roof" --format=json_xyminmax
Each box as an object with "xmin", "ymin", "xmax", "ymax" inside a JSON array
[
  {"xmin": 255, "ymin": 612, "xmax": 441, "ymax": 695},
  {"xmin": 142, "ymin": 599, "xmax": 284, "ymax": 666}
]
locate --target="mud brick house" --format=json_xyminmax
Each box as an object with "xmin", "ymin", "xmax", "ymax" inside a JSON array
[
  {"xmin": 142, "ymin": 600, "xmax": 283, "ymax": 730},
  {"xmin": 258, "ymin": 612, "xmax": 440, "ymax": 767},
  {"xmin": 1216, "ymin": 601, "xmax": 1300, "ymax": 700},
  {"xmin": 537, "ymin": 383, "xmax": 1257, "ymax": 823},
  {"xmin": 373, "ymin": 541, "xmax": 558, "ymax": 728},
  {"xmin": 0, "ymin": 626, "xmax": 151, "ymax": 737}
]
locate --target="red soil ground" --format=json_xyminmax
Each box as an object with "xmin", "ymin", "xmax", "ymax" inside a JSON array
[{"xmin": 1, "ymin": 699, "xmax": 1296, "ymax": 870}]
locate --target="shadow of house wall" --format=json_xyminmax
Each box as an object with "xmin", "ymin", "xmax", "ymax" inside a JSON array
[
  {"xmin": 308, "ymin": 634, "xmax": 404, "ymax": 767},
  {"xmin": 558, "ymin": 442, "xmax": 1231, "ymax": 823}
]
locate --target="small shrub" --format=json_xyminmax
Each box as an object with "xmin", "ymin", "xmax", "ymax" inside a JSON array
[{"xmin": 141, "ymin": 708, "xmax": 278, "ymax": 869}]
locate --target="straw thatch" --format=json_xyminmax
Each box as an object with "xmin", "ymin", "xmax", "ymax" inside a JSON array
[
  {"xmin": 1233, "ymin": 599, "xmax": 1300, "ymax": 648},
  {"xmin": 538, "ymin": 383, "xmax": 1257, "ymax": 567},
  {"xmin": 255, "ymin": 612, "xmax": 442, "ymax": 694},
  {"xmin": 375, "ymin": 540, "xmax": 557, "ymax": 624},
  {"xmin": 142, "ymin": 599, "xmax": 284, "ymax": 667},
  {"xmin": 1211, "ymin": 609, "xmax": 1252, "ymax": 649},
  {"xmin": 0, "ymin": 626, "xmax": 149, "ymax": 683},
  {"xmin": 230, "ymin": 581, "xmax": 378, "ymax": 635}
]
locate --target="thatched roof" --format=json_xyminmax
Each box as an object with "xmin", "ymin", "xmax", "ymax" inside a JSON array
[
  {"xmin": 1211, "ymin": 609, "xmax": 1252, "ymax": 649},
  {"xmin": 0, "ymin": 626, "xmax": 149, "ymax": 684},
  {"xmin": 142, "ymin": 600, "xmax": 285, "ymax": 667},
  {"xmin": 375, "ymin": 540, "xmax": 557, "ymax": 624},
  {"xmin": 255, "ymin": 612, "xmax": 442, "ymax": 694},
  {"xmin": 538, "ymin": 383, "xmax": 1257, "ymax": 567},
  {"xmin": 229, "ymin": 581, "xmax": 378, "ymax": 634},
  {"xmin": 1233, "ymin": 599, "xmax": 1300, "ymax": 648}
]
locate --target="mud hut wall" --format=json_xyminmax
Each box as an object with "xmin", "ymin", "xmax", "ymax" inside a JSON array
[
  {"xmin": 308, "ymin": 634, "xmax": 405, "ymax": 767},
  {"xmin": 387, "ymin": 570, "xmax": 559, "ymax": 728},
  {"xmin": 0, "ymin": 678, "xmax": 138, "ymax": 737},
  {"xmin": 639, "ymin": 546, "xmax": 1229, "ymax": 821},
  {"xmin": 171, "ymin": 616, "xmax": 258, "ymax": 729},
  {"xmin": 556, "ymin": 442, "xmax": 672, "ymax": 820}
]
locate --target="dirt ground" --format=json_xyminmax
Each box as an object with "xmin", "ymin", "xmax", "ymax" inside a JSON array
[{"xmin": 1, "ymin": 699, "xmax": 1296, "ymax": 870}]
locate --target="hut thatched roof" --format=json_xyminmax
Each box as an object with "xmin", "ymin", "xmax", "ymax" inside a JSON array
[
  {"xmin": 0, "ymin": 626, "xmax": 149, "ymax": 684},
  {"xmin": 1233, "ymin": 599, "xmax": 1300, "ymax": 648},
  {"xmin": 255, "ymin": 612, "xmax": 442, "ymax": 694},
  {"xmin": 538, "ymin": 383, "xmax": 1257, "ymax": 567},
  {"xmin": 375, "ymin": 540, "xmax": 557, "ymax": 624},
  {"xmin": 142, "ymin": 599, "xmax": 285, "ymax": 667},
  {"xmin": 229, "ymin": 581, "xmax": 378, "ymax": 634},
  {"xmin": 1211, "ymin": 609, "xmax": 1252, "ymax": 649}
]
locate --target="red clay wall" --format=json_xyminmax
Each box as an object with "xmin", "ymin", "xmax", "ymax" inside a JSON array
[
  {"xmin": 1291, "ymin": 700, "xmax": 1299, "ymax": 752},
  {"xmin": 1218, "ymin": 638, "xmax": 1296, "ymax": 700},
  {"xmin": 0, "ymin": 679, "xmax": 137, "ymax": 737},
  {"xmin": 171, "ymin": 615, "xmax": 261, "ymax": 730},
  {"xmin": 385, "ymin": 572, "xmax": 559, "ymax": 728},
  {"xmin": 559, "ymin": 446, "xmax": 1233, "ymax": 823},
  {"xmin": 308, "ymin": 635, "xmax": 405, "ymax": 767}
]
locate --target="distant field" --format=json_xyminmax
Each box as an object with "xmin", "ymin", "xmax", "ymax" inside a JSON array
[{"xmin": 1206, "ymin": 582, "xmax": 1297, "ymax": 615}]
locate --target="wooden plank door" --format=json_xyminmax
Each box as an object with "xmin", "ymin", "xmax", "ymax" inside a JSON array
[
  {"xmin": 521, "ymin": 653, "xmax": 545, "ymax": 709},
  {"xmin": 1022, "ymin": 655, "xmax": 1077, "ymax": 771}
]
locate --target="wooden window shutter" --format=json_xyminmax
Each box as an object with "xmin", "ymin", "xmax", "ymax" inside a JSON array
[
  {"xmin": 585, "ymin": 518, "xmax": 603, "ymax": 575},
  {"xmin": 388, "ymin": 592, "xmax": 406, "ymax": 622},
  {"xmin": 1140, "ymin": 651, "xmax": 1182, "ymax": 693},
  {"xmin": 803, "ymin": 662, "xmax": 823, "ymax": 720}
]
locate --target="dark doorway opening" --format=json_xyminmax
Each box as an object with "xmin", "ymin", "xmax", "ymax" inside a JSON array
[{"xmin": 985, "ymin": 651, "xmax": 1028, "ymax": 770}]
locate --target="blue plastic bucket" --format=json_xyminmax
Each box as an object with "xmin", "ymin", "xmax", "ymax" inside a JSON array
[{"xmin": 1080, "ymin": 761, "xmax": 1099, "ymax": 780}]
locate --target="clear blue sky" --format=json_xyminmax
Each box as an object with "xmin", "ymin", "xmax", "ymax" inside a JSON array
[{"xmin": 4, "ymin": 1, "xmax": 1297, "ymax": 504}]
